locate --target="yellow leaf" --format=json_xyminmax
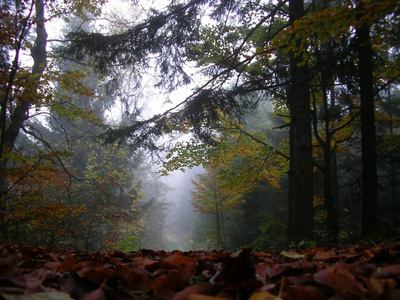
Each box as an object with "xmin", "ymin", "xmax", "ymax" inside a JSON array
[{"xmin": 279, "ymin": 250, "xmax": 305, "ymax": 259}]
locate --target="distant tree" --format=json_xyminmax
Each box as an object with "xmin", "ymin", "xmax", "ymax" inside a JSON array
[
  {"xmin": 137, "ymin": 172, "xmax": 171, "ymax": 250},
  {"xmin": 191, "ymin": 165, "xmax": 244, "ymax": 249},
  {"xmin": 376, "ymin": 88, "xmax": 400, "ymax": 230}
]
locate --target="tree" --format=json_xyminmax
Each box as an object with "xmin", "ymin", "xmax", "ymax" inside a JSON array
[
  {"xmin": 377, "ymin": 88, "xmax": 400, "ymax": 230},
  {"xmin": 0, "ymin": 0, "xmax": 113, "ymax": 244},
  {"xmin": 162, "ymin": 115, "xmax": 287, "ymax": 192},
  {"xmin": 278, "ymin": 0, "xmax": 399, "ymax": 240},
  {"xmin": 62, "ymin": 0, "xmax": 316, "ymax": 242},
  {"xmin": 136, "ymin": 170, "xmax": 171, "ymax": 250},
  {"xmin": 0, "ymin": 0, "xmax": 50, "ymax": 240},
  {"xmin": 0, "ymin": 0, "xmax": 47, "ymax": 194},
  {"xmin": 61, "ymin": 0, "xmax": 400, "ymax": 244},
  {"xmin": 306, "ymin": 1, "xmax": 355, "ymax": 243},
  {"xmin": 356, "ymin": 0, "xmax": 378, "ymax": 235},
  {"xmin": 286, "ymin": 0, "xmax": 313, "ymax": 242},
  {"xmin": 0, "ymin": 0, "xmax": 153, "ymax": 249},
  {"xmin": 191, "ymin": 165, "xmax": 244, "ymax": 249}
]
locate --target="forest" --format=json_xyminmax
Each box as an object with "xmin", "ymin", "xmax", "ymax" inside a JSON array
[{"xmin": 1, "ymin": 0, "xmax": 400, "ymax": 254}]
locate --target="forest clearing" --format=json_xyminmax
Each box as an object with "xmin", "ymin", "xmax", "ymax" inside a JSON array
[{"xmin": 1, "ymin": 242, "xmax": 400, "ymax": 299}]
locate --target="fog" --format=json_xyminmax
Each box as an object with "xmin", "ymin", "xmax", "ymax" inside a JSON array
[{"xmin": 161, "ymin": 166, "xmax": 205, "ymax": 251}]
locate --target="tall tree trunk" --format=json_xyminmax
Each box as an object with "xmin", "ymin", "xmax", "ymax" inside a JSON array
[
  {"xmin": 330, "ymin": 88, "xmax": 340, "ymax": 243},
  {"xmin": 3, "ymin": 0, "xmax": 47, "ymax": 153},
  {"xmin": 388, "ymin": 89, "xmax": 398, "ymax": 227},
  {"xmin": 322, "ymin": 76, "xmax": 339, "ymax": 244},
  {"xmin": 356, "ymin": 2, "xmax": 378, "ymax": 235},
  {"xmin": 287, "ymin": 0, "xmax": 314, "ymax": 242},
  {"xmin": 0, "ymin": 0, "xmax": 47, "ymax": 239},
  {"xmin": 323, "ymin": 115, "xmax": 339, "ymax": 242},
  {"xmin": 310, "ymin": 0, "xmax": 339, "ymax": 244},
  {"xmin": 220, "ymin": 210, "xmax": 226, "ymax": 249},
  {"xmin": 213, "ymin": 178, "xmax": 222, "ymax": 249}
]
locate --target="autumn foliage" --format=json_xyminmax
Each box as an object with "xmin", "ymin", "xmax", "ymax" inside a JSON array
[{"xmin": 1, "ymin": 242, "xmax": 400, "ymax": 299}]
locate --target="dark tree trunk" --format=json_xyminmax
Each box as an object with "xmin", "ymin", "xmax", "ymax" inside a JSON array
[
  {"xmin": 312, "ymin": 88, "xmax": 339, "ymax": 244},
  {"xmin": 0, "ymin": 0, "xmax": 47, "ymax": 238},
  {"xmin": 324, "ymin": 141, "xmax": 339, "ymax": 243},
  {"xmin": 388, "ymin": 90, "xmax": 398, "ymax": 227},
  {"xmin": 356, "ymin": 3, "xmax": 378, "ymax": 235},
  {"xmin": 287, "ymin": 0, "xmax": 314, "ymax": 242},
  {"xmin": 3, "ymin": 0, "xmax": 47, "ymax": 154},
  {"xmin": 322, "ymin": 76, "xmax": 339, "ymax": 244},
  {"xmin": 331, "ymin": 147, "xmax": 340, "ymax": 236}
]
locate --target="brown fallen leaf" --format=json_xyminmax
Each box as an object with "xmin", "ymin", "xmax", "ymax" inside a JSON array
[
  {"xmin": 313, "ymin": 265, "xmax": 367, "ymax": 295},
  {"xmin": 163, "ymin": 253, "xmax": 198, "ymax": 266},
  {"xmin": 172, "ymin": 282, "xmax": 218, "ymax": 300},
  {"xmin": 78, "ymin": 265, "xmax": 114, "ymax": 285},
  {"xmin": 311, "ymin": 251, "xmax": 337, "ymax": 261},
  {"xmin": 249, "ymin": 291, "xmax": 283, "ymax": 300},
  {"xmin": 60, "ymin": 272, "xmax": 98, "ymax": 299},
  {"xmin": 284, "ymin": 285, "xmax": 326, "ymax": 300},
  {"xmin": 177, "ymin": 261, "xmax": 197, "ymax": 284},
  {"xmin": 264, "ymin": 259, "xmax": 316, "ymax": 281}
]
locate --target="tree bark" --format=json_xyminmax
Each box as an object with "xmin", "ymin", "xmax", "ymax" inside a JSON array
[
  {"xmin": 3, "ymin": 0, "xmax": 47, "ymax": 154},
  {"xmin": 287, "ymin": 0, "xmax": 314, "ymax": 242},
  {"xmin": 356, "ymin": 2, "xmax": 378, "ymax": 235},
  {"xmin": 0, "ymin": 0, "xmax": 47, "ymax": 169}
]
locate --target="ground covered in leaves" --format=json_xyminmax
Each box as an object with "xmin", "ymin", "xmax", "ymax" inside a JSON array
[{"xmin": 1, "ymin": 243, "xmax": 400, "ymax": 299}]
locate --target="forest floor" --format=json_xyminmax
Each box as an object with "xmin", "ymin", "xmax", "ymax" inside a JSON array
[{"xmin": 0, "ymin": 242, "xmax": 400, "ymax": 299}]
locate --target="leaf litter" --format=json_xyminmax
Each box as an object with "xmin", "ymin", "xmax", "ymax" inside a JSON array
[{"xmin": 0, "ymin": 243, "xmax": 400, "ymax": 299}]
